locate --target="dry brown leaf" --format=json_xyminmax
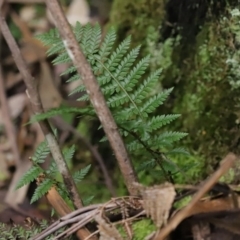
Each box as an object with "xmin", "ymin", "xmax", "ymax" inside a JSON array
[
  {"xmin": 95, "ymin": 214, "xmax": 124, "ymax": 240},
  {"xmin": 141, "ymin": 183, "xmax": 176, "ymax": 228}
]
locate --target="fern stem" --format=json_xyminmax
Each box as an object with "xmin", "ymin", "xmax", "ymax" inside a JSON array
[{"xmin": 46, "ymin": 0, "xmax": 139, "ymax": 196}]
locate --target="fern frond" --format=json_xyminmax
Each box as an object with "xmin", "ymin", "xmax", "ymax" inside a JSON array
[
  {"xmin": 140, "ymin": 88, "xmax": 173, "ymax": 117},
  {"xmin": 69, "ymin": 83, "xmax": 86, "ymax": 95},
  {"xmin": 47, "ymin": 161, "xmax": 58, "ymax": 176},
  {"xmin": 29, "ymin": 106, "xmax": 90, "ymax": 124},
  {"xmin": 66, "ymin": 73, "xmax": 81, "ymax": 83},
  {"xmin": 127, "ymin": 140, "xmax": 144, "ymax": 153},
  {"xmin": 31, "ymin": 178, "xmax": 54, "ymax": 204},
  {"xmin": 74, "ymin": 21, "xmax": 84, "ymax": 41},
  {"xmin": 81, "ymin": 23, "xmax": 94, "ymax": 55},
  {"xmin": 166, "ymin": 147, "xmax": 189, "ymax": 156},
  {"xmin": 61, "ymin": 65, "xmax": 77, "ymax": 76},
  {"xmin": 133, "ymin": 68, "xmax": 162, "ymax": 104},
  {"xmin": 73, "ymin": 164, "xmax": 91, "ymax": 183},
  {"xmin": 137, "ymin": 159, "xmax": 156, "ymax": 172},
  {"xmin": 47, "ymin": 41, "xmax": 64, "ymax": 56},
  {"xmin": 36, "ymin": 28, "xmax": 60, "ymax": 46},
  {"xmin": 83, "ymin": 195, "xmax": 94, "ymax": 205},
  {"xmin": 16, "ymin": 166, "xmax": 43, "ymax": 189},
  {"xmin": 32, "ymin": 139, "xmax": 50, "ymax": 164},
  {"xmin": 97, "ymin": 27, "xmax": 116, "ymax": 63},
  {"xmin": 88, "ymin": 24, "xmax": 102, "ymax": 55},
  {"xmin": 37, "ymin": 23, "xmax": 188, "ymax": 178},
  {"xmin": 147, "ymin": 114, "xmax": 181, "ymax": 132},
  {"xmin": 52, "ymin": 51, "xmax": 71, "ymax": 65},
  {"xmin": 150, "ymin": 132, "xmax": 188, "ymax": 148},
  {"xmin": 63, "ymin": 145, "xmax": 75, "ymax": 165}
]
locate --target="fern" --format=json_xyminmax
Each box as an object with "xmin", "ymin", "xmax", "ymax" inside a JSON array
[
  {"xmin": 17, "ymin": 137, "xmax": 91, "ymax": 205},
  {"xmin": 0, "ymin": 221, "xmax": 73, "ymax": 240},
  {"xmin": 32, "ymin": 139, "xmax": 50, "ymax": 163},
  {"xmin": 31, "ymin": 178, "xmax": 54, "ymax": 204},
  {"xmin": 73, "ymin": 164, "xmax": 91, "ymax": 183},
  {"xmin": 63, "ymin": 145, "xmax": 76, "ymax": 166},
  {"xmin": 16, "ymin": 166, "xmax": 43, "ymax": 189},
  {"xmin": 36, "ymin": 22, "xmax": 188, "ymax": 178}
]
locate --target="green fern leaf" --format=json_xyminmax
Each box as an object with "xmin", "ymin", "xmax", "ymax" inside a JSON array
[
  {"xmin": 47, "ymin": 41, "xmax": 64, "ymax": 56},
  {"xmin": 37, "ymin": 23, "xmax": 188, "ymax": 178},
  {"xmin": 63, "ymin": 145, "xmax": 75, "ymax": 165},
  {"xmin": 137, "ymin": 159, "xmax": 156, "ymax": 172},
  {"xmin": 32, "ymin": 139, "xmax": 50, "ymax": 164},
  {"xmin": 127, "ymin": 140, "xmax": 144, "ymax": 152},
  {"xmin": 140, "ymin": 88, "xmax": 173, "ymax": 116},
  {"xmin": 97, "ymin": 27, "xmax": 116, "ymax": 62},
  {"xmin": 74, "ymin": 21, "xmax": 84, "ymax": 41},
  {"xmin": 52, "ymin": 51, "xmax": 71, "ymax": 65},
  {"xmin": 73, "ymin": 164, "xmax": 91, "ymax": 183},
  {"xmin": 166, "ymin": 147, "xmax": 189, "ymax": 156},
  {"xmin": 83, "ymin": 195, "xmax": 94, "ymax": 205},
  {"xmin": 61, "ymin": 65, "xmax": 77, "ymax": 76},
  {"xmin": 150, "ymin": 132, "xmax": 188, "ymax": 148},
  {"xmin": 147, "ymin": 114, "xmax": 181, "ymax": 132},
  {"xmin": 88, "ymin": 24, "xmax": 102, "ymax": 55},
  {"xmin": 66, "ymin": 73, "xmax": 81, "ymax": 83},
  {"xmin": 133, "ymin": 68, "xmax": 162, "ymax": 104},
  {"xmin": 29, "ymin": 106, "xmax": 90, "ymax": 124},
  {"xmin": 31, "ymin": 178, "xmax": 54, "ymax": 204},
  {"xmin": 36, "ymin": 28, "xmax": 60, "ymax": 46},
  {"xmin": 16, "ymin": 166, "xmax": 43, "ymax": 189}
]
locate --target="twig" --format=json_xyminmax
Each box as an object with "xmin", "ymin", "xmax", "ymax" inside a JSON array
[
  {"xmin": 154, "ymin": 153, "xmax": 237, "ymax": 240},
  {"xmin": 33, "ymin": 205, "xmax": 114, "ymax": 240},
  {"xmin": 0, "ymin": 17, "xmax": 83, "ymax": 208},
  {"xmin": 0, "ymin": 65, "xmax": 21, "ymax": 165},
  {"xmin": 46, "ymin": 186, "xmax": 96, "ymax": 240},
  {"xmin": 33, "ymin": 197, "xmax": 142, "ymax": 240},
  {"xmin": 51, "ymin": 116, "xmax": 116, "ymax": 197},
  {"xmin": 45, "ymin": 0, "xmax": 138, "ymax": 195}
]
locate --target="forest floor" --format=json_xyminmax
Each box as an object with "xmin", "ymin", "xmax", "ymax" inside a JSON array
[{"xmin": 0, "ymin": 1, "xmax": 240, "ymax": 239}]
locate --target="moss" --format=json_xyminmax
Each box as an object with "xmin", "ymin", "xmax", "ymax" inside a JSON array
[
  {"xmin": 109, "ymin": 0, "xmax": 166, "ymax": 55},
  {"xmin": 170, "ymin": 7, "xmax": 240, "ymax": 172}
]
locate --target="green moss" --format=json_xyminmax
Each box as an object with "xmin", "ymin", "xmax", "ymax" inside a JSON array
[
  {"xmin": 170, "ymin": 7, "xmax": 240, "ymax": 172},
  {"xmin": 109, "ymin": 0, "xmax": 166, "ymax": 55}
]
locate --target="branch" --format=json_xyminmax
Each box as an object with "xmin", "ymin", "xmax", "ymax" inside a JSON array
[
  {"xmin": 0, "ymin": 17, "xmax": 83, "ymax": 209},
  {"xmin": 45, "ymin": 0, "xmax": 138, "ymax": 195}
]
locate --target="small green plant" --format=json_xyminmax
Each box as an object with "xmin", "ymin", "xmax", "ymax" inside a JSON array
[
  {"xmin": 0, "ymin": 220, "xmax": 72, "ymax": 240},
  {"xmin": 16, "ymin": 138, "xmax": 91, "ymax": 205},
  {"xmin": 34, "ymin": 22, "xmax": 187, "ymax": 179}
]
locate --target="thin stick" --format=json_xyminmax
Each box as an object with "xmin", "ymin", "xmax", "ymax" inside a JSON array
[
  {"xmin": 0, "ymin": 17, "xmax": 83, "ymax": 209},
  {"xmin": 0, "ymin": 65, "xmax": 21, "ymax": 165},
  {"xmin": 45, "ymin": 0, "xmax": 138, "ymax": 196},
  {"xmin": 154, "ymin": 153, "xmax": 237, "ymax": 240}
]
